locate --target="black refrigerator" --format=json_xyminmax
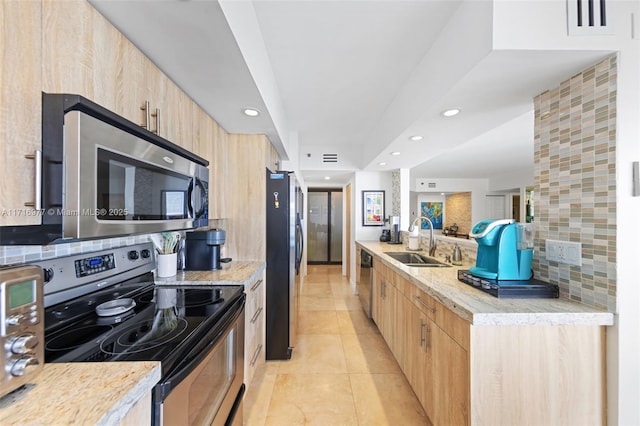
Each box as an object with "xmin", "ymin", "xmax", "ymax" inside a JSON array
[{"xmin": 265, "ymin": 169, "xmax": 304, "ymax": 360}]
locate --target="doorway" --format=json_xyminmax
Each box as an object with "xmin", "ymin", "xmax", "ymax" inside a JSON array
[{"xmin": 307, "ymin": 188, "xmax": 343, "ymax": 264}]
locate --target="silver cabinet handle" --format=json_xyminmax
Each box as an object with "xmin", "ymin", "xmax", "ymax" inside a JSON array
[
  {"xmin": 250, "ymin": 307, "xmax": 263, "ymax": 324},
  {"xmin": 413, "ymin": 295, "xmax": 436, "ymax": 314},
  {"xmin": 250, "ymin": 279, "xmax": 263, "ymax": 292},
  {"xmin": 424, "ymin": 322, "xmax": 430, "ymax": 353},
  {"xmin": 24, "ymin": 150, "xmax": 41, "ymax": 210},
  {"xmin": 140, "ymin": 101, "xmax": 150, "ymax": 130},
  {"xmin": 250, "ymin": 344, "xmax": 263, "ymax": 367},
  {"xmin": 151, "ymin": 107, "xmax": 160, "ymax": 135},
  {"xmin": 419, "ymin": 319, "xmax": 426, "ymax": 349}
]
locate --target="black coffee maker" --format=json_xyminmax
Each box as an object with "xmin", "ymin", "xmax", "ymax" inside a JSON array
[{"xmin": 185, "ymin": 229, "xmax": 231, "ymax": 270}]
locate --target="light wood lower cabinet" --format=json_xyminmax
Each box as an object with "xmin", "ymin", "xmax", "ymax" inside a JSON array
[
  {"xmin": 372, "ymin": 262, "xmax": 404, "ymax": 367},
  {"xmin": 244, "ymin": 273, "xmax": 265, "ymax": 386},
  {"xmin": 372, "ymin": 258, "xmax": 606, "ymax": 425},
  {"xmin": 118, "ymin": 392, "xmax": 152, "ymax": 426},
  {"xmin": 402, "ymin": 282, "xmax": 469, "ymax": 425}
]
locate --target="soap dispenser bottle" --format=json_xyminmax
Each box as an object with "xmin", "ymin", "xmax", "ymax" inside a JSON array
[{"xmin": 452, "ymin": 243, "xmax": 463, "ymax": 266}]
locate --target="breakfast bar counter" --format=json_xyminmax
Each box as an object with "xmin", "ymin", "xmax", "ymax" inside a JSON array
[
  {"xmin": 357, "ymin": 240, "xmax": 612, "ymax": 425},
  {"xmin": 0, "ymin": 361, "xmax": 161, "ymax": 425},
  {"xmin": 357, "ymin": 240, "xmax": 613, "ymax": 326}
]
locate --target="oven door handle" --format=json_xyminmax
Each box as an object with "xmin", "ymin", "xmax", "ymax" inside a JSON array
[{"xmin": 155, "ymin": 295, "xmax": 245, "ymax": 401}]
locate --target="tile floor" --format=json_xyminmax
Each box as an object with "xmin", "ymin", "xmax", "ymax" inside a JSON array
[{"xmin": 243, "ymin": 265, "xmax": 428, "ymax": 425}]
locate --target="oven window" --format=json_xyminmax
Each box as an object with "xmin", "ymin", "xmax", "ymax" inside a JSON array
[
  {"xmin": 189, "ymin": 328, "xmax": 236, "ymax": 425},
  {"xmin": 96, "ymin": 148, "xmax": 190, "ymax": 220}
]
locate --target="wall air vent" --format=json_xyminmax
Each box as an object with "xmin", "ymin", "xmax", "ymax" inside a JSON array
[
  {"xmin": 567, "ymin": 0, "xmax": 613, "ymax": 35},
  {"xmin": 428, "ymin": 182, "xmax": 437, "ymax": 189},
  {"xmin": 322, "ymin": 153, "xmax": 338, "ymax": 163}
]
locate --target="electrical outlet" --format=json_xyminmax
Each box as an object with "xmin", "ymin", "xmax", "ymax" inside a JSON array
[{"xmin": 545, "ymin": 240, "xmax": 582, "ymax": 266}]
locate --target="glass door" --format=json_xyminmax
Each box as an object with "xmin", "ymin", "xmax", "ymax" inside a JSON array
[{"xmin": 307, "ymin": 189, "xmax": 342, "ymax": 264}]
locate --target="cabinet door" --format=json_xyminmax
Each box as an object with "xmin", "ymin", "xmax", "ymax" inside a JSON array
[
  {"xmin": 0, "ymin": 0, "xmax": 42, "ymax": 224},
  {"xmin": 404, "ymin": 301, "xmax": 435, "ymax": 420},
  {"xmin": 42, "ymin": 0, "xmax": 145, "ymax": 124},
  {"xmin": 432, "ymin": 324, "xmax": 469, "ymax": 426}
]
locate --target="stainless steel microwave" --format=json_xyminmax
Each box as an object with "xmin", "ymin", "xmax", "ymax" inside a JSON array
[{"xmin": 0, "ymin": 93, "xmax": 208, "ymax": 245}]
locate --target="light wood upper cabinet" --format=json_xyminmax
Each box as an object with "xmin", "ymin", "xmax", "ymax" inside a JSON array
[
  {"xmin": 0, "ymin": 0, "xmax": 42, "ymax": 225},
  {"xmin": 42, "ymin": 0, "xmax": 145, "ymax": 124}
]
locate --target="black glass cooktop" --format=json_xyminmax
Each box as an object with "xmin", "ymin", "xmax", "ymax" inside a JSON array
[
  {"xmin": 44, "ymin": 273, "xmax": 244, "ymax": 374},
  {"xmin": 457, "ymin": 270, "xmax": 559, "ymax": 298}
]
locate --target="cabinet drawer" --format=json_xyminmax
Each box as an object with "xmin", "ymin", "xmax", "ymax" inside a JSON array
[{"xmin": 407, "ymin": 285, "xmax": 438, "ymax": 321}]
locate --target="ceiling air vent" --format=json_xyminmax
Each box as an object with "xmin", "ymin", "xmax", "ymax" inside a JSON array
[
  {"xmin": 322, "ymin": 153, "xmax": 338, "ymax": 163},
  {"xmin": 567, "ymin": 0, "xmax": 613, "ymax": 35}
]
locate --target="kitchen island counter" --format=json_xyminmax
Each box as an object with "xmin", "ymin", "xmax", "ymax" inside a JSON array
[
  {"xmin": 357, "ymin": 240, "xmax": 613, "ymax": 326},
  {"xmin": 0, "ymin": 361, "xmax": 160, "ymax": 425},
  {"xmin": 155, "ymin": 260, "xmax": 265, "ymax": 286}
]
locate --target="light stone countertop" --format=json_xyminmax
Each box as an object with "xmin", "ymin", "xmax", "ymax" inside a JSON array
[
  {"xmin": 0, "ymin": 361, "xmax": 161, "ymax": 426},
  {"xmin": 357, "ymin": 241, "xmax": 614, "ymax": 327},
  {"xmin": 155, "ymin": 261, "xmax": 266, "ymax": 287}
]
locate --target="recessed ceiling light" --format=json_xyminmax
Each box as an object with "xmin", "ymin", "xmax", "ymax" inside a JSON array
[
  {"xmin": 409, "ymin": 135, "xmax": 423, "ymax": 141},
  {"xmin": 378, "ymin": 162, "xmax": 387, "ymax": 166},
  {"xmin": 391, "ymin": 152, "xmax": 400, "ymax": 156},
  {"xmin": 324, "ymin": 176, "xmax": 331, "ymax": 180},
  {"xmin": 242, "ymin": 108, "xmax": 260, "ymax": 117},
  {"xmin": 441, "ymin": 108, "xmax": 461, "ymax": 117}
]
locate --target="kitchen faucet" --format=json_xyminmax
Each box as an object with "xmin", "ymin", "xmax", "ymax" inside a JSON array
[{"xmin": 409, "ymin": 216, "xmax": 437, "ymax": 257}]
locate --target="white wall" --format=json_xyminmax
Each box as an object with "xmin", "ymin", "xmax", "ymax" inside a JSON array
[{"xmin": 349, "ymin": 171, "xmax": 393, "ymax": 290}]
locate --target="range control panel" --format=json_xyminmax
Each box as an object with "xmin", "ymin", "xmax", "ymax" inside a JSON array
[
  {"xmin": 74, "ymin": 254, "xmax": 116, "ymax": 277},
  {"xmin": 32, "ymin": 243, "xmax": 155, "ymax": 308}
]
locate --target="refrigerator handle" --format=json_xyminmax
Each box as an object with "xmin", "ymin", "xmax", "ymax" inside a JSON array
[{"xmin": 295, "ymin": 214, "xmax": 304, "ymax": 274}]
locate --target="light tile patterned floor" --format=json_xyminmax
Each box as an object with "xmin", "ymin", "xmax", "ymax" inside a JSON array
[{"xmin": 243, "ymin": 265, "xmax": 427, "ymax": 425}]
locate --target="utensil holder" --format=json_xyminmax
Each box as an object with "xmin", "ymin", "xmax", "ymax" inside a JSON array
[{"xmin": 157, "ymin": 253, "xmax": 177, "ymax": 277}]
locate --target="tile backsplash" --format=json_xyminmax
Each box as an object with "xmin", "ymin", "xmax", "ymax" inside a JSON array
[
  {"xmin": 533, "ymin": 55, "xmax": 617, "ymax": 311},
  {"xmin": 0, "ymin": 234, "xmax": 153, "ymax": 265}
]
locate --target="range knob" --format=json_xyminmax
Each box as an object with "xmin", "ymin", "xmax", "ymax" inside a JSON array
[
  {"xmin": 128, "ymin": 250, "xmax": 140, "ymax": 260},
  {"xmin": 43, "ymin": 267, "xmax": 54, "ymax": 283},
  {"xmin": 10, "ymin": 356, "xmax": 40, "ymax": 377},
  {"xmin": 11, "ymin": 334, "xmax": 39, "ymax": 354},
  {"xmin": 140, "ymin": 249, "xmax": 151, "ymax": 259}
]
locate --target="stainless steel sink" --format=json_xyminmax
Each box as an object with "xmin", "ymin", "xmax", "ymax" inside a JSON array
[{"xmin": 383, "ymin": 252, "xmax": 451, "ymax": 267}]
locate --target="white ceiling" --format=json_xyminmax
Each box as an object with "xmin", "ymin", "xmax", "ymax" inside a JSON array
[{"xmin": 89, "ymin": 0, "xmax": 610, "ymax": 187}]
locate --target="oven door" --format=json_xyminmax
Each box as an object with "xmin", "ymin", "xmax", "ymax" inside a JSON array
[
  {"xmin": 155, "ymin": 295, "xmax": 245, "ymax": 426},
  {"xmin": 63, "ymin": 109, "xmax": 209, "ymax": 240}
]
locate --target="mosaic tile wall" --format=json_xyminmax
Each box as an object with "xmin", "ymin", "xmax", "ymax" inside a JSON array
[
  {"xmin": 533, "ymin": 55, "xmax": 617, "ymax": 311},
  {"xmin": 391, "ymin": 170, "xmax": 401, "ymax": 216},
  {"xmin": 444, "ymin": 192, "xmax": 472, "ymax": 234}
]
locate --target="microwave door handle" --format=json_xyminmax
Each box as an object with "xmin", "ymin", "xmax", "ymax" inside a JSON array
[{"xmin": 187, "ymin": 177, "xmax": 206, "ymax": 219}]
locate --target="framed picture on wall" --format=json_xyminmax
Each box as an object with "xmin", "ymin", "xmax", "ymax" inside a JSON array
[
  {"xmin": 362, "ymin": 190, "xmax": 385, "ymax": 226},
  {"xmin": 420, "ymin": 201, "xmax": 443, "ymax": 230}
]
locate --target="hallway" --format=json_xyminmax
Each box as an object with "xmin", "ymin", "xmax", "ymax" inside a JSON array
[{"xmin": 243, "ymin": 265, "xmax": 427, "ymax": 425}]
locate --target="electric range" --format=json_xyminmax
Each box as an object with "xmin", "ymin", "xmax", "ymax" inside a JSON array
[{"xmin": 32, "ymin": 243, "xmax": 246, "ymax": 425}]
